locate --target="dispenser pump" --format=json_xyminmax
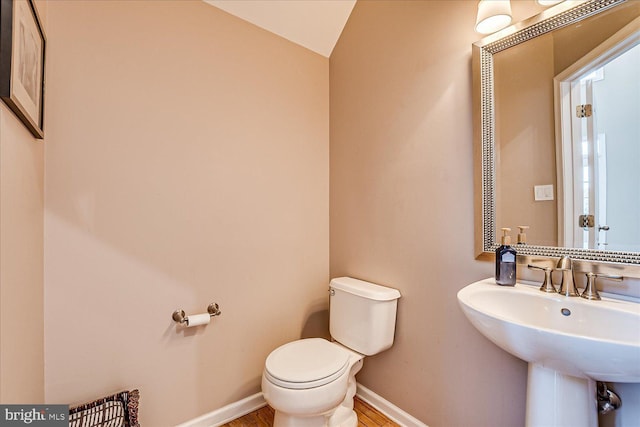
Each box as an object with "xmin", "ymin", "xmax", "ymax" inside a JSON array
[
  {"xmin": 501, "ymin": 228, "xmax": 511, "ymax": 245},
  {"xmin": 517, "ymin": 226, "xmax": 529, "ymax": 245}
]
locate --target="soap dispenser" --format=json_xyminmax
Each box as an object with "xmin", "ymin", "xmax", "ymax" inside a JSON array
[
  {"xmin": 496, "ymin": 228, "xmax": 517, "ymax": 286},
  {"xmin": 517, "ymin": 225, "xmax": 529, "ymax": 245}
]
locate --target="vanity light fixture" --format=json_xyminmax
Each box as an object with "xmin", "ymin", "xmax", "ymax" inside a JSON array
[
  {"xmin": 475, "ymin": 0, "xmax": 512, "ymax": 34},
  {"xmin": 537, "ymin": 0, "xmax": 565, "ymax": 5}
]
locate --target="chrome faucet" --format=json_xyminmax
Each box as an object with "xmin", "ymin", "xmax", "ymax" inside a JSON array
[
  {"xmin": 531, "ymin": 256, "xmax": 624, "ymax": 300},
  {"xmin": 556, "ymin": 256, "xmax": 580, "ymax": 297}
]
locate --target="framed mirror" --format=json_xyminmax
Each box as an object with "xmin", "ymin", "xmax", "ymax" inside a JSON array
[{"xmin": 473, "ymin": 0, "xmax": 640, "ymax": 274}]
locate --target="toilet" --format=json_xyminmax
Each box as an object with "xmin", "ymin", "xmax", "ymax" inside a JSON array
[{"xmin": 261, "ymin": 277, "xmax": 401, "ymax": 427}]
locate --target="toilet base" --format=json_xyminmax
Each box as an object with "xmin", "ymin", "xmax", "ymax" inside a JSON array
[
  {"xmin": 328, "ymin": 408, "xmax": 357, "ymax": 427},
  {"xmin": 273, "ymin": 412, "xmax": 332, "ymax": 427},
  {"xmin": 272, "ymin": 405, "xmax": 357, "ymax": 427},
  {"xmin": 270, "ymin": 357, "xmax": 363, "ymax": 427},
  {"xmin": 326, "ymin": 360, "xmax": 361, "ymax": 427}
]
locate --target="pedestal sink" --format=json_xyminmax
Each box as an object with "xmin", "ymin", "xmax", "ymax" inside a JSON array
[{"xmin": 457, "ymin": 278, "xmax": 640, "ymax": 427}]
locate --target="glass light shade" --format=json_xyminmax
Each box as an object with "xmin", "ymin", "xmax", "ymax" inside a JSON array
[
  {"xmin": 537, "ymin": 0, "xmax": 564, "ymax": 5},
  {"xmin": 475, "ymin": 0, "xmax": 512, "ymax": 34}
]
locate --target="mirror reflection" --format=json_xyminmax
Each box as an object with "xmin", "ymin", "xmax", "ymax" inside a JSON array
[{"xmin": 493, "ymin": 1, "xmax": 640, "ymax": 251}]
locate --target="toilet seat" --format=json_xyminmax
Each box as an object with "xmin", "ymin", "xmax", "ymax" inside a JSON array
[{"xmin": 264, "ymin": 338, "xmax": 350, "ymax": 390}]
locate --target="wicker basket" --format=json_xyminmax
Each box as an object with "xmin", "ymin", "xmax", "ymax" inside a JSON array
[{"xmin": 68, "ymin": 389, "xmax": 139, "ymax": 427}]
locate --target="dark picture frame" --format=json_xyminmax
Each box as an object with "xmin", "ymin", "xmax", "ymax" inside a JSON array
[{"xmin": 0, "ymin": 0, "xmax": 45, "ymax": 139}]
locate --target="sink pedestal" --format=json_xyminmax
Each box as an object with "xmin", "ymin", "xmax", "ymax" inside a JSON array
[{"xmin": 526, "ymin": 364, "xmax": 597, "ymax": 427}]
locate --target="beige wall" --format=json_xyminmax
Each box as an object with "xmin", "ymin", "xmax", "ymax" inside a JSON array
[
  {"xmin": 0, "ymin": 0, "xmax": 47, "ymax": 404},
  {"xmin": 43, "ymin": 1, "xmax": 328, "ymax": 425},
  {"xmin": 494, "ymin": 34, "xmax": 557, "ymax": 247},
  {"xmin": 330, "ymin": 1, "xmax": 546, "ymax": 425},
  {"xmin": 0, "ymin": 109, "xmax": 45, "ymax": 403},
  {"xmin": 553, "ymin": 0, "xmax": 640, "ymax": 75}
]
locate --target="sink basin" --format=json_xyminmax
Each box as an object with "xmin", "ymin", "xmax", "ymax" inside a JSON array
[
  {"xmin": 458, "ymin": 278, "xmax": 640, "ymax": 382},
  {"xmin": 458, "ymin": 278, "xmax": 640, "ymax": 427}
]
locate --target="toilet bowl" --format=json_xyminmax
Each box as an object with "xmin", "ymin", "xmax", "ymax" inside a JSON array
[
  {"xmin": 261, "ymin": 338, "xmax": 363, "ymax": 427},
  {"xmin": 261, "ymin": 277, "xmax": 401, "ymax": 427}
]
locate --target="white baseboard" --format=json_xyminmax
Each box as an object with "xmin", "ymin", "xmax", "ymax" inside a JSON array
[
  {"xmin": 175, "ymin": 384, "xmax": 427, "ymax": 427},
  {"xmin": 356, "ymin": 384, "xmax": 428, "ymax": 427},
  {"xmin": 174, "ymin": 392, "xmax": 267, "ymax": 427}
]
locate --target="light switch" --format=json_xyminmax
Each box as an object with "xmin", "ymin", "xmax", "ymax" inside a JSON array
[{"xmin": 534, "ymin": 184, "xmax": 554, "ymax": 201}]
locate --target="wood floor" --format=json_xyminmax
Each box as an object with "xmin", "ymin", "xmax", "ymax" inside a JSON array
[{"xmin": 220, "ymin": 397, "xmax": 400, "ymax": 427}]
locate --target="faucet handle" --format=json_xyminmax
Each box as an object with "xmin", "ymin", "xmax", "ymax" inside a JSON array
[
  {"xmin": 581, "ymin": 272, "xmax": 623, "ymax": 300},
  {"xmin": 528, "ymin": 264, "xmax": 555, "ymax": 293}
]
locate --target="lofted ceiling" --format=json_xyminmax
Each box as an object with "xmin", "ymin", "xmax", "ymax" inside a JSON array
[{"xmin": 203, "ymin": 0, "xmax": 357, "ymax": 57}]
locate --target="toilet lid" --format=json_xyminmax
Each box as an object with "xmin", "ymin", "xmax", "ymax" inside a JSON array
[{"xmin": 264, "ymin": 338, "xmax": 350, "ymax": 390}]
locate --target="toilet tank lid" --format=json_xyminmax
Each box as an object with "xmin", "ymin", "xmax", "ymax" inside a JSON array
[{"xmin": 330, "ymin": 277, "xmax": 401, "ymax": 301}]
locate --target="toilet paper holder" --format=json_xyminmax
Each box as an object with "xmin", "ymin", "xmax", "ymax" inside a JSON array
[{"xmin": 172, "ymin": 303, "xmax": 222, "ymax": 324}]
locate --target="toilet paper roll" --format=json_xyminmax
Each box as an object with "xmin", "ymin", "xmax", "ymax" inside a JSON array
[{"xmin": 186, "ymin": 313, "xmax": 210, "ymax": 327}]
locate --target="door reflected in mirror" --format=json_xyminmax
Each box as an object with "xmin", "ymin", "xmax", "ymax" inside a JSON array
[{"xmin": 566, "ymin": 44, "xmax": 639, "ymax": 252}]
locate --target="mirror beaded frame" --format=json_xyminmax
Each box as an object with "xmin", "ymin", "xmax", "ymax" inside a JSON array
[{"xmin": 473, "ymin": 0, "xmax": 640, "ymax": 273}]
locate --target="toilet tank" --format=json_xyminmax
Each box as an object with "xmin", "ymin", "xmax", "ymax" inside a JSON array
[{"xmin": 329, "ymin": 277, "xmax": 401, "ymax": 356}]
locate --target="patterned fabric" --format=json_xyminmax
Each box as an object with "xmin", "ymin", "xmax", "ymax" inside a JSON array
[
  {"xmin": 69, "ymin": 389, "xmax": 140, "ymax": 427},
  {"xmin": 69, "ymin": 400, "xmax": 125, "ymax": 427}
]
